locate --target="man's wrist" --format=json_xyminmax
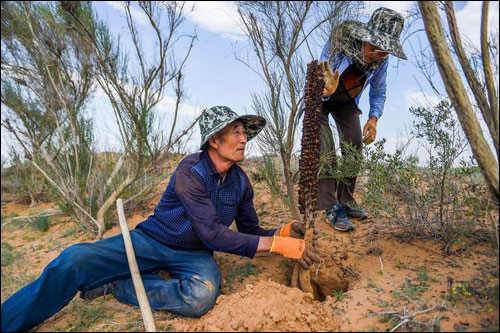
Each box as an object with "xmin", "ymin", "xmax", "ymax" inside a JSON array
[
  {"xmin": 369, "ymin": 116, "xmax": 378, "ymax": 124},
  {"xmin": 256, "ymin": 236, "xmax": 273, "ymax": 252}
]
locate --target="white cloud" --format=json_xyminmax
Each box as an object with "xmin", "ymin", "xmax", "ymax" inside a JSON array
[
  {"xmin": 156, "ymin": 95, "xmax": 202, "ymax": 118},
  {"xmin": 364, "ymin": 1, "xmax": 415, "ymax": 17},
  {"xmin": 455, "ymin": 1, "xmax": 499, "ymax": 50},
  {"xmin": 186, "ymin": 1, "xmax": 246, "ymax": 41},
  {"xmin": 105, "ymin": 1, "xmax": 149, "ymax": 26},
  {"xmin": 404, "ymin": 90, "xmax": 442, "ymax": 109},
  {"xmin": 383, "ymin": 135, "xmax": 416, "ymax": 150},
  {"xmin": 92, "ymin": 74, "xmax": 202, "ymax": 120},
  {"xmin": 88, "ymin": 85, "xmax": 202, "ymax": 152}
]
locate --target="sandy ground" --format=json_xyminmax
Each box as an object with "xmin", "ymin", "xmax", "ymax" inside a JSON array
[{"xmin": 1, "ymin": 174, "xmax": 498, "ymax": 332}]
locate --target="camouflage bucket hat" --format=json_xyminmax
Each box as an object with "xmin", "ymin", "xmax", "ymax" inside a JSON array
[
  {"xmin": 350, "ymin": 7, "xmax": 407, "ymax": 60},
  {"xmin": 199, "ymin": 106, "xmax": 266, "ymax": 150}
]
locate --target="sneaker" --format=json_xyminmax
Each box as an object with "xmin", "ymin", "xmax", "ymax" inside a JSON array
[
  {"xmin": 345, "ymin": 205, "xmax": 367, "ymax": 220},
  {"xmin": 80, "ymin": 281, "xmax": 117, "ymax": 300},
  {"xmin": 326, "ymin": 204, "xmax": 355, "ymax": 232}
]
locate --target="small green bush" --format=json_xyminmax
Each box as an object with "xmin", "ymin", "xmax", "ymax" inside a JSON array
[
  {"xmin": 1, "ymin": 243, "xmax": 16, "ymax": 266},
  {"xmin": 29, "ymin": 215, "xmax": 50, "ymax": 232},
  {"xmin": 359, "ymin": 100, "xmax": 494, "ymax": 248}
]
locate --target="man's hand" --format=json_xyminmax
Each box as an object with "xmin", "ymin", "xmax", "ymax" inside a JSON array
[
  {"xmin": 297, "ymin": 242, "xmax": 320, "ymax": 270},
  {"xmin": 278, "ymin": 220, "xmax": 305, "ymax": 239},
  {"xmin": 269, "ymin": 236, "xmax": 320, "ymax": 269},
  {"xmin": 320, "ymin": 60, "xmax": 339, "ymax": 97},
  {"xmin": 363, "ymin": 117, "xmax": 378, "ymax": 144},
  {"xmin": 277, "ymin": 221, "xmax": 320, "ymax": 244}
]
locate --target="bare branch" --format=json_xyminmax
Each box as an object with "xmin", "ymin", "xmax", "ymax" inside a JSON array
[
  {"xmin": 444, "ymin": 1, "xmax": 498, "ymax": 156},
  {"xmin": 31, "ymin": 160, "xmax": 102, "ymax": 235},
  {"xmin": 480, "ymin": 1, "xmax": 499, "ymax": 157}
]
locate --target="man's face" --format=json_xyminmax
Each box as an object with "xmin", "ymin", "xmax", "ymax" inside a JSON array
[
  {"xmin": 362, "ymin": 42, "xmax": 389, "ymax": 64},
  {"xmin": 210, "ymin": 121, "xmax": 248, "ymax": 162}
]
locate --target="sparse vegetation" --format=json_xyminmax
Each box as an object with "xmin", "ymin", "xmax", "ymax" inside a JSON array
[
  {"xmin": 61, "ymin": 300, "xmax": 113, "ymax": 332},
  {"xmin": 1, "ymin": 1, "xmax": 198, "ymax": 239},
  {"xmin": 225, "ymin": 261, "xmax": 261, "ymax": 292},
  {"xmin": 1, "ymin": 243, "xmax": 16, "ymax": 266},
  {"xmin": 256, "ymin": 155, "xmax": 291, "ymax": 208},
  {"xmin": 360, "ymin": 100, "xmax": 496, "ymax": 250},
  {"xmin": 28, "ymin": 215, "xmax": 50, "ymax": 232},
  {"xmin": 331, "ymin": 289, "xmax": 345, "ymax": 302},
  {"xmin": 0, "ymin": 1, "xmax": 498, "ymax": 332},
  {"xmin": 1, "ymin": 165, "xmax": 498, "ymax": 331},
  {"xmin": 1, "ymin": 151, "xmax": 48, "ymax": 206}
]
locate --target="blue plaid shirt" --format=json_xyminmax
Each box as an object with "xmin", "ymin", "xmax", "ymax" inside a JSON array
[{"xmin": 137, "ymin": 151, "xmax": 276, "ymax": 258}]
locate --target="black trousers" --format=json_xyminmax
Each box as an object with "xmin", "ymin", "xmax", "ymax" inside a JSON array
[{"xmin": 316, "ymin": 100, "xmax": 363, "ymax": 210}]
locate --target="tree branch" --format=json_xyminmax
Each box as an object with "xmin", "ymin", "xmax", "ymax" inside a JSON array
[
  {"xmin": 480, "ymin": 1, "xmax": 499, "ymax": 158},
  {"xmin": 419, "ymin": 1, "xmax": 499, "ymax": 200},
  {"xmin": 444, "ymin": 1, "xmax": 494, "ymax": 138}
]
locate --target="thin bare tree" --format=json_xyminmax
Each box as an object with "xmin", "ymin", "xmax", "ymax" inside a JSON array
[
  {"xmin": 418, "ymin": 1, "xmax": 499, "ymax": 201},
  {"xmin": 62, "ymin": 1, "xmax": 199, "ymax": 238},
  {"xmin": 2, "ymin": 1, "xmax": 100, "ymax": 233},
  {"xmin": 2, "ymin": 1, "xmax": 199, "ymax": 239}
]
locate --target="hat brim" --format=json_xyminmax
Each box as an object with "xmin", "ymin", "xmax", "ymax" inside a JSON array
[
  {"xmin": 351, "ymin": 27, "xmax": 407, "ymax": 60},
  {"xmin": 200, "ymin": 115, "xmax": 266, "ymax": 150}
]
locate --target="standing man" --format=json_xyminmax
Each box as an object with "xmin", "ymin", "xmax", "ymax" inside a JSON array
[
  {"xmin": 1, "ymin": 106, "xmax": 319, "ymax": 332},
  {"xmin": 312, "ymin": 7, "xmax": 408, "ymax": 232}
]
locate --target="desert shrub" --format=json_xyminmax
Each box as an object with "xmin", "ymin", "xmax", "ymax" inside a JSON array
[
  {"xmin": 8, "ymin": 214, "xmax": 51, "ymax": 232},
  {"xmin": 1, "ymin": 243, "xmax": 16, "ymax": 266},
  {"xmin": 1, "ymin": 151, "xmax": 48, "ymax": 206},
  {"xmin": 362, "ymin": 139, "xmax": 420, "ymax": 218},
  {"xmin": 29, "ymin": 215, "xmax": 50, "ymax": 232},
  {"xmin": 319, "ymin": 139, "xmax": 363, "ymax": 187},
  {"xmin": 256, "ymin": 155, "xmax": 291, "ymax": 208},
  {"xmin": 361, "ymin": 100, "xmax": 495, "ymax": 249}
]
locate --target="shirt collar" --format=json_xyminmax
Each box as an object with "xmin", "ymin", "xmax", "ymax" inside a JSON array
[
  {"xmin": 200, "ymin": 150, "xmax": 218, "ymax": 176},
  {"xmin": 201, "ymin": 150, "xmax": 237, "ymax": 187}
]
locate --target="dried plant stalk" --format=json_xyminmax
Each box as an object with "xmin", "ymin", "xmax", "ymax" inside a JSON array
[
  {"xmin": 299, "ymin": 60, "xmax": 324, "ymax": 229},
  {"xmin": 293, "ymin": 60, "xmax": 324, "ymax": 297}
]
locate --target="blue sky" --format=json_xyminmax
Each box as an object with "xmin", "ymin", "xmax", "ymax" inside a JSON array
[{"xmin": 2, "ymin": 1, "xmax": 499, "ymax": 164}]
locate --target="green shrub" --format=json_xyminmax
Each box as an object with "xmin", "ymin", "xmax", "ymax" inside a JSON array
[
  {"xmin": 256, "ymin": 155, "xmax": 291, "ymax": 208},
  {"xmin": 29, "ymin": 215, "xmax": 50, "ymax": 232},
  {"xmin": 359, "ymin": 100, "xmax": 494, "ymax": 248},
  {"xmin": 1, "ymin": 243, "xmax": 16, "ymax": 266}
]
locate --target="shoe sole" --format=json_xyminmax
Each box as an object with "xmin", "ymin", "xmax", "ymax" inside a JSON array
[
  {"xmin": 80, "ymin": 285, "xmax": 114, "ymax": 300},
  {"xmin": 333, "ymin": 225, "xmax": 354, "ymax": 232},
  {"xmin": 348, "ymin": 215, "xmax": 367, "ymax": 220},
  {"xmin": 326, "ymin": 218, "xmax": 355, "ymax": 232}
]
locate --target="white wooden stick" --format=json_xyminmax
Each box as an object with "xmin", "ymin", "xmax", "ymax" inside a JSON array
[{"xmin": 116, "ymin": 198, "xmax": 156, "ymax": 332}]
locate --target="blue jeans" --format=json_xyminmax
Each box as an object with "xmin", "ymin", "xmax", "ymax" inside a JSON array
[{"xmin": 1, "ymin": 228, "xmax": 221, "ymax": 332}]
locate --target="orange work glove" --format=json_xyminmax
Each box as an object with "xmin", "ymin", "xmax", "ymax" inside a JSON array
[
  {"xmin": 270, "ymin": 236, "xmax": 320, "ymax": 269},
  {"xmin": 320, "ymin": 61, "xmax": 340, "ymax": 97},
  {"xmin": 270, "ymin": 236, "xmax": 305, "ymax": 259},
  {"xmin": 363, "ymin": 116, "xmax": 378, "ymax": 144},
  {"xmin": 279, "ymin": 220, "xmax": 305, "ymax": 238}
]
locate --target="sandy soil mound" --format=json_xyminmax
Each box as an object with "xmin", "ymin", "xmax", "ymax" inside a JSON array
[
  {"xmin": 311, "ymin": 243, "xmax": 350, "ymax": 301},
  {"xmin": 173, "ymin": 280, "xmax": 339, "ymax": 332}
]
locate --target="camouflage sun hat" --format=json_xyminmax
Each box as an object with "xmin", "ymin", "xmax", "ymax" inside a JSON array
[
  {"xmin": 199, "ymin": 106, "xmax": 266, "ymax": 150},
  {"xmin": 350, "ymin": 7, "xmax": 407, "ymax": 60}
]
